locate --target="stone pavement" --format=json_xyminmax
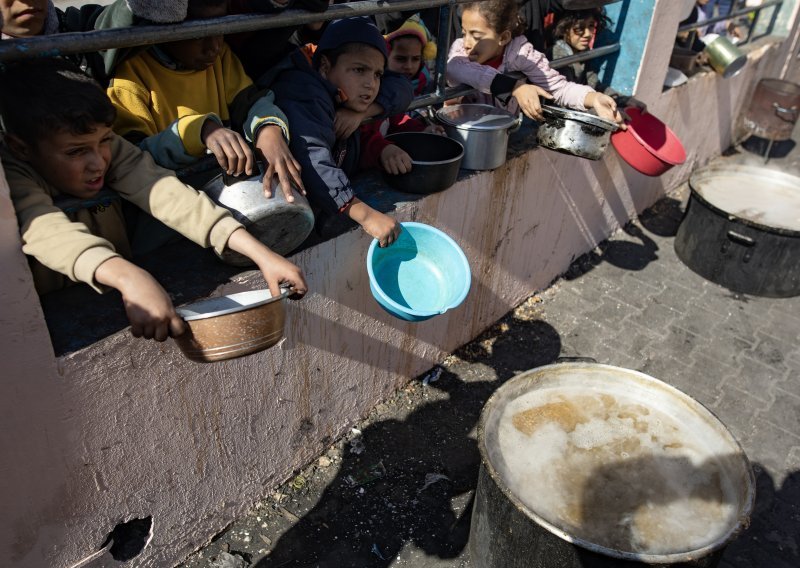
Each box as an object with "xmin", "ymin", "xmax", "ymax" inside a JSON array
[{"xmin": 179, "ymin": 143, "xmax": 800, "ymax": 567}]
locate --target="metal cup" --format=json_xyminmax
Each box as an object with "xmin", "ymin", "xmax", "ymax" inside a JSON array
[{"xmin": 703, "ymin": 35, "xmax": 747, "ymax": 79}]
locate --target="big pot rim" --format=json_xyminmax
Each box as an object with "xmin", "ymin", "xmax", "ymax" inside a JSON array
[
  {"xmin": 541, "ymin": 104, "xmax": 619, "ymax": 131},
  {"xmin": 384, "ymin": 132, "xmax": 465, "ymax": 166},
  {"xmin": 476, "ymin": 361, "xmax": 756, "ymax": 564},
  {"xmin": 436, "ymin": 104, "xmax": 519, "ymax": 131}
]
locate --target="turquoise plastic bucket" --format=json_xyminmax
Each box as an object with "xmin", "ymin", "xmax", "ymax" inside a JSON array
[{"xmin": 366, "ymin": 222, "xmax": 472, "ymax": 321}]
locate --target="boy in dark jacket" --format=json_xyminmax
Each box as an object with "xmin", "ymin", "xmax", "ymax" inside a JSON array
[{"xmin": 264, "ymin": 17, "xmax": 409, "ymax": 247}]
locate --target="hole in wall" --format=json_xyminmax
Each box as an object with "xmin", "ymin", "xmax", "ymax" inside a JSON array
[{"xmin": 100, "ymin": 516, "xmax": 153, "ymax": 562}]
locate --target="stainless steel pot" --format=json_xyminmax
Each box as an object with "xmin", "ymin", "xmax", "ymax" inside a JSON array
[
  {"xmin": 470, "ymin": 362, "xmax": 755, "ymax": 568},
  {"xmin": 436, "ymin": 104, "xmax": 521, "ymax": 170},
  {"xmin": 202, "ymin": 170, "xmax": 314, "ymax": 266},
  {"xmin": 675, "ymin": 164, "xmax": 800, "ymax": 297},
  {"xmin": 537, "ymin": 105, "xmax": 618, "ymax": 161}
]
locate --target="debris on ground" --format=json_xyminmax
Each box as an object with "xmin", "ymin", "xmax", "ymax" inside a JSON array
[
  {"xmin": 210, "ymin": 551, "xmax": 249, "ymax": 568},
  {"xmin": 422, "ymin": 366, "xmax": 443, "ymax": 386},
  {"xmin": 345, "ymin": 461, "xmax": 387, "ymax": 487},
  {"xmin": 419, "ymin": 473, "xmax": 451, "ymax": 493}
]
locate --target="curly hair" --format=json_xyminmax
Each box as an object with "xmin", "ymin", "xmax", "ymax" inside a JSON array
[
  {"xmin": 551, "ymin": 9, "xmax": 612, "ymax": 43},
  {"xmin": 462, "ymin": 0, "xmax": 526, "ymax": 37}
]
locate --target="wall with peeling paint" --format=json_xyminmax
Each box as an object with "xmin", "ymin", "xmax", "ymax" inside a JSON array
[{"xmin": 1, "ymin": 3, "xmax": 799, "ymax": 566}]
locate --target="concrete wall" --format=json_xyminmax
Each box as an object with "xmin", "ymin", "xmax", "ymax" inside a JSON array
[{"xmin": 1, "ymin": 5, "xmax": 797, "ymax": 567}]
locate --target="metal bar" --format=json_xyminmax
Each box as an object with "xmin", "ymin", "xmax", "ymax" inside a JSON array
[
  {"xmin": 549, "ymin": 43, "xmax": 620, "ymax": 69},
  {"xmin": 678, "ymin": 0, "xmax": 782, "ymax": 33},
  {"xmin": 433, "ymin": 2, "xmax": 455, "ymax": 101},
  {"xmin": 746, "ymin": 8, "xmax": 761, "ymax": 44},
  {"xmin": 0, "ymin": 0, "xmax": 475, "ymax": 62}
]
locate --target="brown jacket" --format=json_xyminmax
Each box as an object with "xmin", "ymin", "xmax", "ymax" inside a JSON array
[{"xmin": 1, "ymin": 134, "xmax": 242, "ymax": 295}]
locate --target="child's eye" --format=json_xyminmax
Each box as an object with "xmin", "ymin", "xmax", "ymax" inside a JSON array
[
  {"xmin": 354, "ymin": 67, "xmax": 365, "ymax": 74},
  {"xmin": 67, "ymin": 148, "xmax": 87, "ymax": 156}
]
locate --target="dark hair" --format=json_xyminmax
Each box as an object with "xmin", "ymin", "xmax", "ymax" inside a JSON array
[
  {"xmin": 463, "ymin": 0, "xmax": 526, "ymax": 37},
  {"xmin": 186, "ymin": 0, "xmax": 227, "ymax": 19},
  {"xmin": 551, "ymin": 9, "xmax": 611, "ymax": 42},
  {"xmin": 0, "ymin": 58, "xmax": 116, "ymax": 146}
]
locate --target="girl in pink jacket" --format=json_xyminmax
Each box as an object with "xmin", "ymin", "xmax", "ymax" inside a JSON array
[{"xmin": 446, "ymin": 0, "xmax": 624, "ymax": 127}]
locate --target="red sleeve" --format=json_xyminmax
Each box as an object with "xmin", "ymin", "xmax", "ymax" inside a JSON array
[
  {"xmin": 359, "ymin": 121, "xmax": 393, "ymax": 170},
  {"xmin": 389, "ymin": 114, "xmax": 427, "ymax": 133}
]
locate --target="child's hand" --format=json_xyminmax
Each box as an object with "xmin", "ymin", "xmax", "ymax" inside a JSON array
[
  {"xmin": 255, "ymin": 124, "xmax": 305, "ymax": 203},
  {"xmin": 335, "ymin": 108, "xmax": 368, "ymax": 140},
  {"xmin": 381, "ymin": 144, "xmax": 413, "ymax": 175},
  {"xmin": 95, "ymin": 257, "xmax": 186, "ymax": 341},
  {"xmin": 226, "ymin": 228, "xmax": 308, "ymax": 299},
  {"xmin": 346, "ymin": 198, "xmax": 401, "ymax": 248},
  {"xmin": 585, "ymin": 92, "xmax": 626, "ymax": 130},
  {"xmin": 424, "ymin": 124, "xmax": 446, "ymax": 135},
  {"xmin": 512, "ymin": 81, "xmax": 554, "ymax": 121},
  {"xmin": 201, "ymin": 120, "xmax": 256, "ymax": 177}
]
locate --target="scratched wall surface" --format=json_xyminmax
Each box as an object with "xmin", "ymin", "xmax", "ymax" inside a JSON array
[{"xmin": 0, "ymin": 28, "xmax": 795, "ymax": 568}]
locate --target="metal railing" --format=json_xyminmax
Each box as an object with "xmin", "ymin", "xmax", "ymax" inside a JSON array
[
  {"xmin": 678, "ymin": 0, "xmax": 783, "ymax": 45},
  {"xmin": 0, "ymin": 0, "xmax": 621, "ymax": 111}
]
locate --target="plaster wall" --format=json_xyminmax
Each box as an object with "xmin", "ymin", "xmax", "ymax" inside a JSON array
[{"xmin": 0, "ymin": 35, "xmax": 794, "ymax": 568}]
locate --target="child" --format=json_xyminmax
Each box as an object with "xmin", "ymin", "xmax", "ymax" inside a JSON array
[
  {"xmin": 447, "ymin": 0, "xmax": 624, "ymax": 127},
  {"xmin": 385, "ymin": 14, "xmax": 437, "ymax": 96},
  {"xmin": 263, "ymin": 17, "xmax": 405, "ymax": 248},
  {"xmin": 550, "ymin": 9, "xmax": 646, "ymax": 112},
  {"xmin": 0, "ymin": 58, "xmax": 307, "ymax": 341},
  {"xmin": 105, "ymin": 0, "xmax": 301, "ymax": 202}
]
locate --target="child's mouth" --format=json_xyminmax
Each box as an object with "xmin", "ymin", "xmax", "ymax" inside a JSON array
[{"xmin": 86, "ymin": 176, "xmax": 104, "ymax": 191}]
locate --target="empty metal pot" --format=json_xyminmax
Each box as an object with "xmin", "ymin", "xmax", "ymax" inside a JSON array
[
  {"xmin": 743, "ymin": 78, "xmax": 800, "ymax": 141},
  {"xmin": 382, "ymin": 132, "xmax": 464, "ymax": 194},
  {"xmin": 703, "ymin": 35, "xmax": 747, "ymax": 79},
  {"xmin": 202, "ymin": 169, "xmax": 314, "ymax": 266},
  {"xmin": 436, "ymin": 104, "xmax": 521, "ymax": 170},
  {"xmin": 537, "ymin": 105, "xmax": 618, "ymax": 160}
]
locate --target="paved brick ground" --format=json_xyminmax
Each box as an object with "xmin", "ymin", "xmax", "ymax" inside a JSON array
[{"xmin": 179, "ymin": 143, "xmax": 800, "ymax": 567}]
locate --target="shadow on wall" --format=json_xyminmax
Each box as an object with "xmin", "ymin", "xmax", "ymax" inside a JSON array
[{"xmin": 253, "ymin": 318, "xmax": 563, "ymax": 567}]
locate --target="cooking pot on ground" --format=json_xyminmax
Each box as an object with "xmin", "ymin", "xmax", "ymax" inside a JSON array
[
  {"xmin": 742, "ymin": 78, "xmax": 800, "ymax": 141},
  {"xmin": 675, "ymin": 164, "xmax": 800, "ymax": 297},
  {"xmin": 382, "ymin": 132, "xmax": 464, "ymax": 194},
  {"xmin": 174, "ymin": 289, "xmax": 289, "ymax": 362},
  {"xmin": 202, "ymin": 170, "xmax": 315, "ymax": 266},
  {"xmin": 537, "ymin": 105, "xmax": 619, "ymax": 161},
  {"xmin": 470, "ymin": 361, "xmax": 754, "ymax": 568},
  {"xmin": 436, "ymin": 104, "xmax": 521, "ymax": 170}
]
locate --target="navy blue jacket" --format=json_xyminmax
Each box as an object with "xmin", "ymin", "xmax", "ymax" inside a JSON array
[{"xmin": 262, "ymin": 49, "xmax": 413, "ymax": 215}]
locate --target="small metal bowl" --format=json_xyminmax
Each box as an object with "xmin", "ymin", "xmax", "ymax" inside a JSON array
[{"xmin": 173, "ymin": 289, "xmax": 288, "ymax": 363}]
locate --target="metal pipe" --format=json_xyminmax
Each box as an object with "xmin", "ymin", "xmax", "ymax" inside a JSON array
[
  {"xmin": 678, "ymin": 0, "xmax": 782, "ymax": 33},
  {"xmin": 549, "ymin": 43, "xmax": 620, "ymax": 69},
  {"xmin": 434, "ymin": 1, "xmax": 455, "ymax": 101},
  {"xmin": 0, "ymin": 0, "xmax": 476, "ymax": 62}
]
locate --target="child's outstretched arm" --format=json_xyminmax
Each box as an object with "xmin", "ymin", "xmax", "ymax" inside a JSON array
[
  {"xmin": 583, "ymin": 91, "xmax": 626, "ymax": 129},
  {"xmin": 225, "ymin": 228, "xmax": 308, "ymax": 298}
]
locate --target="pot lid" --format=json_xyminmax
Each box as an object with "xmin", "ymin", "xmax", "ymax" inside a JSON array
[
  {"xmin": 541, "ymin": 104, "xmax": 619, "ymax": 131},
  {"xmin": 690, "ymin": 164, "xmax": 800, "ymax": 233},
  {"xmin": 177, "ymin": 289, "xmax": 288, "ymax": 321},
  {"xmin": 436, "ymin": 104, "xmax": 518, "ymax": 131},
  {"xmin": 478, "ymin": 362, "xmax": 754, "ymax": 562}
]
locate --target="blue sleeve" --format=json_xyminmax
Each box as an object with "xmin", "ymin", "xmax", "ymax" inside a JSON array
[
  {"xmin": 374, "ymin": 69, "xmax": 414, "ymax": 118},
  {"xmin": 275, "ymin": 87, "xmax": 355, "ymax": 215}
]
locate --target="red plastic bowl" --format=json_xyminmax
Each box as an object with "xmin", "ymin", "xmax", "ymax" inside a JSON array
[{"xmin": 611, "ymin": 107, "xmax": 687, "ymax": 176}]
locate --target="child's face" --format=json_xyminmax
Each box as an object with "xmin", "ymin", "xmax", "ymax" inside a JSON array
[
  {"xmin": 15, "ymin": 125, "xmax": 114, "ymax": 199},
  {"xmin": 162, "ymin": 4, "xmax": 225, "ymax": 71},
  {"xmin": 461, "ymin": 7, "xmax": 510, "ymax": 64},
  {"xmin": 320, "ymin": 46, "xmax": 385, "ymax": 113},
  {"xmin": 566, "ymin": 19, "xmax": 597, "ymax": 52},
  {"xmin": 0, "ymin": 0, "xmax": 48, "ymax": 37},
  {"xmin": 388, "ymin": 37, "xmax": 423, "ymax": 79}
]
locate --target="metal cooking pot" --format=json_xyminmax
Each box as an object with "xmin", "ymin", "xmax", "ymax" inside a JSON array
[
  {"xmin": 382, "ymin": 132, "xmax": 464, "ymax": 194},
  {"xmin": 742, "ymin": 78, "xmax": 800, "ymax": 141},
  {"xmin": 202, "ymin": 169, "xmax": 314, "ymax": 266},
  {"xmin": 675, "ymin": 164, "xmax": 800, "ymax": 297},
  {"xmin": 470, "ymin": 361, "xmax": 754, "ymax": 568},
  {"xmin": 537, "ymin": 105, "xmax": 618, "ymax": 161},
  {"xmin": 703, "ymin": 35, "xmax": 747, "ymax": 79},
  {"xmin": 436, "ymin": 104, "xmax": 521, "ymax": 170}
]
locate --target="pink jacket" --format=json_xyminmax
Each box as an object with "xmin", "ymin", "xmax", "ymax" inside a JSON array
[{"xmin": 446, "ymin": 35, "xmax": 594, "ymax": 114}]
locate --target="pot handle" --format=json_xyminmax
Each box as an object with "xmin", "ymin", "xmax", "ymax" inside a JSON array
[
  {"xmin": 773, "ymin": 102, "xmax": 798, "ymax": 123},
  {"xmin": 509, "ymin": 113, "xmax": 523, "ymax": 133},
  {"xmin": 556, "ymin": 356, "xmax": 598, "ymax": 364},
  {"xmin": 727, "ymin": 230, "xmax": 755, "ymax": 247}
]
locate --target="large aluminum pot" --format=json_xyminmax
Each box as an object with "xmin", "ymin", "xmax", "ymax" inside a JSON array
[
  {"xmin": 470, "ymin": 361, "xmax": 755, "ymax": 568},
  {"xmin": 675, "ymin": 164, "xmax": 800, "ymax": 297},
  {"xmin": 743, "ymin": 78, "xmax": 800, "ymax": 141},
  {"xmin": 174, "ymin": 289, "xmax": 288, "ymax": 363},
  {"xmin": 202, "ymin": 170, "xmax": 314, "ymax": 266},
  {"xmin": 537, "ymin": 104, "xmax": 618, "ymax": 160},
  {"xmin": 436, "ymin": 104, "xmax": 521, "ymax": 170},
  {"xmin": 703, "ymin": 35, "xmax": 747, "ymax": 79}
]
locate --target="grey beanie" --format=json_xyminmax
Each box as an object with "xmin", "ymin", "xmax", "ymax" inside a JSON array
[{"xmin": 125, "ymin": 0, "xmax": 188, "ymax": 24}]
